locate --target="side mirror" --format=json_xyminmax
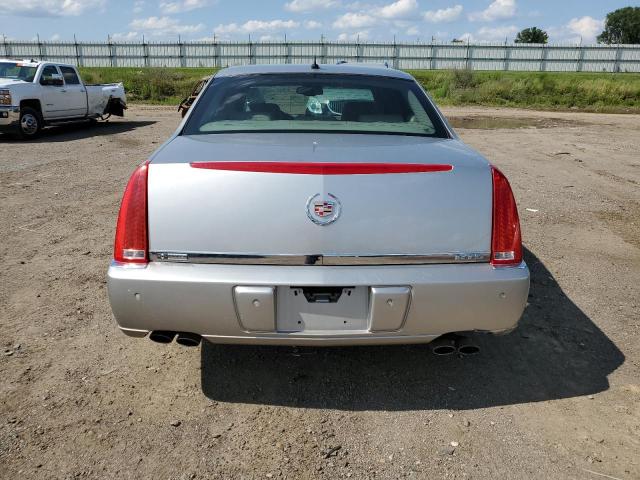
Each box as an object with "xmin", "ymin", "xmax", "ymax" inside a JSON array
[{"xmin": 41, "ymin": 75, "xmax": 64, "ymax": 86}]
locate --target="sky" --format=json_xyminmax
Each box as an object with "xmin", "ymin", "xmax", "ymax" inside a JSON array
[{"xmin": 0, "ymin": 0, "xmax": 635, "ymax": 44}]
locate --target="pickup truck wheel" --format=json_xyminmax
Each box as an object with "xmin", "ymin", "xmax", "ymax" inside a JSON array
[{"xmin": 18, "ymin": 107, "xmax": 43, "ymax": 139}]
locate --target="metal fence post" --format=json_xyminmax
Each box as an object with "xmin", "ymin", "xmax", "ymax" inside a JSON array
[
  {"xmin": 143, "ymin": 40, "xmax": 149, "ymax": 67},
  {"xmin": 4, "ymin": 39, "xmax": 640, "ymax": 72},
  {"xmin": 108, "ymin": 37, "xmax": 114, "ymax": 67},
  {"xmin": 179, "ymin": 37, "xmax": 186, "ymax": 67},
  {"xmin": 393, "ymin": 38, "xmax": 399, "ymax": 69},
  {"xmin": 614, "ymin": 44, "xmax": 623, "ymax": 73},
  {"xmin": 74, "ymin": 35, "xmax": 82, "ymax": 67},
  {"xmin": 503, "ymin": 41, "xmax": 510, "ymax": 71},
  {"xmin": 577, "ymin": 44, "xmax": 585, "ymax": 72},
  {"xmin": 540, "ymin": 44, "xmax": 548, "ymax": 72},
  {"xmin": 430, "ymin": 41, "xmax": 436, "ymax": 70},
  {"xmin": 37, "ymin": 35, "xmax": 44, "ymax": 60},
  {"xmin": 465, "ymin": 40, "xmax": 471, "ymax": 70}
]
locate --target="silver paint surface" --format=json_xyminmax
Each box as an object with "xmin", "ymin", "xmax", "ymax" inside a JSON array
[
  {"xmin": 107, "ymin": 261, "xmax": 530, "ymax": 344},
  {"xmin": 108, "ymin": 67, "xmax": 530, "ymax": 345},
  {"xmin": 147, "ymin": 134, "xmax": 491, "ymax": 258}
]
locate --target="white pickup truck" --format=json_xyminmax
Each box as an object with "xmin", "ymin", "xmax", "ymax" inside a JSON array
[{"xmin": 0, "ymin": 59, "xmax": 127, "ymax": 139}]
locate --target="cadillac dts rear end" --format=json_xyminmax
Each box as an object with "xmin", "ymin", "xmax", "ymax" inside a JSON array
[{"xmin": 107, "ymin": 64, "xmax": 529, "ymax": 347}]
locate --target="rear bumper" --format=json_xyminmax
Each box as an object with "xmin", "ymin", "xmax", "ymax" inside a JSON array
[
  {"xmin": 0, "ymin": 106, "xmax": 19, "ymax": 131},
  {"xmin": 107, "ymin": 261, "xmax": 529, "ymax": 346}
]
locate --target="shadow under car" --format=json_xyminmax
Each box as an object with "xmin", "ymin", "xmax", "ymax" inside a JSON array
[
  {"xmin": 200, "ymin": 248, "xmax": 624, "ymax": 411},
  {"xmin": 0, "ymin": 119, "xmax": 156, "ymax": 143}
]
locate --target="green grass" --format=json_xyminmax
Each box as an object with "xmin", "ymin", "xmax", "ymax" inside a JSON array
[
  {"xmin": 79, "ymin": 67, "xmax": 640, "ymax": 113},
  {"xmin": 79, "ymin": 67, "xmax": 213, "ymax": 105},
  {"xmin": 409, "ymin": 70, "xmax": 640, "ymax": 113}
]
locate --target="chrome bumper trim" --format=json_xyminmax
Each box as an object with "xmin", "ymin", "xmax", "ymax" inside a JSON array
[
  {"xmin": 149, "ymin": 251, "xmax": 490, "ymax": 266},
  {"xmin": 0, "ymin": 106, "xmax": 20, "ymax": 127}
]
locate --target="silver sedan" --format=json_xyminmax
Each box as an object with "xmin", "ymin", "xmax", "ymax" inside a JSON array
[{"xmin": 107, "ymin": 63, "xmax": 529, "ymax": 349}]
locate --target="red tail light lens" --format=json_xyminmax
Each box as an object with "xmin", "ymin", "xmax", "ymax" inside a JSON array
[
  {"xmin": 114, "ymin": 162, "xmax": 148, "ymax": 264},
  {"xmin": 491, "ymin": 166, "xmax": 522, "ymax": 267}
]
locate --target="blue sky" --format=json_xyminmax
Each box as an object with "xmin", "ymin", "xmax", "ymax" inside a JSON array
[{"xmin": 0, "ymin": 0, "xmax": 635, "ymax": 44}]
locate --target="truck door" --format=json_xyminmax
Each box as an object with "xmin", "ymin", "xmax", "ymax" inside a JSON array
[
  {"xmin": 59, "ymin": 66, "xmax": 88, "ymax": 117},
  {"xmin": 39, "ymin": 65, "xmax": 67, "ymax": 119}
]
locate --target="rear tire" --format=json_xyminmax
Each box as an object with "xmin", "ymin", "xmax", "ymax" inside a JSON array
[{"xmin": 17, "ymin": 107, "xmax": 43, "ymax": 140}]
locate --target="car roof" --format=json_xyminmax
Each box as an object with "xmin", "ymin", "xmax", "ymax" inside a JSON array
[{"xmin": 214, "ymin": 63, "xmax": 414, "ymax": 80}]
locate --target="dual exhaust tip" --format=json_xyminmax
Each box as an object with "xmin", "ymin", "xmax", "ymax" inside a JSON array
[
  {"xmin": 148, "ymin": 331, "xmax": 477, "ymax": 354},
  {"xmin": 149, "ymin": 331, "xmax": 201, "ymax": 347},
  {"xmin": 431, "ymin": 334, "xmax": 480, "ymax": 356}
]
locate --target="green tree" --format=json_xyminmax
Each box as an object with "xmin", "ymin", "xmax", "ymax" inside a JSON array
[
  {"xmin": 597, "ymin": 7, "xmax": 640, "ymax": 44},
  {"xmin": 514, "ymin": 27, "xmax": 548, "ymax": 44}
]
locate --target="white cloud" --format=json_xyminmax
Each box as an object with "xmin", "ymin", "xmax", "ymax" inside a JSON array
[
  {"xmin": 160, "ymin": 0, "xmax": 215, "ymax": 14},
  {"xmin": 111, "ymin": 31, "xmax": 140, "ymax": 41},
  {"xmin": 377, "ymin": 0, "xmax": 417, "ymax": 19},
  {"xmin": 215, "ymin": 19, "xmax": 300, "ymax": 35},
  {"xmin": 567, "ymin": 16, "xmax": 603, "ymax": 43},
  {"xmin": 130, "ymin": 16, "xmax": 205, "ymax": 36},
  {"xmin": 133, "ymin": 1, "xmax": 145, "ymax": 14},
  {"xmin": 332, "ymin": 0, "xmax": 418, "ymax": 33},
  {"xmin": 337, "ymin": 30, "xmax": 370, "ymax": 41},
  {"xmin": 333, "ymin": 12, "xmax": 377, "ymax": 29},
  {"xmin": 477, "ymin": 25, "xmax": 518, "ymax": 40},
  {"xmin": 284, "ymin": 0, "xmax": 339, "ymax": 12},
  {"xmin": 50, "ymin": 33, "xmax": 61, "ymax": 40},
  {"xmin": 460, "ymin": 25, "xmax": 518, "ymax": 42},
  {"xmin": 1, "ymin": 0, "xmax": 105, "ymax": 17},
  {"xmin": 423, "ymin": 5, "xmax": 463, "ymax": 23},
  {"xmin": 304, "ymin": 20, "xmax": 323, "ymax": 29},
  {"xmin": 469, "ymin": 0, "xmax": 516, "ymax": 22},
  {"xmin": 406, "ymin": 26, "xmax": 419, "ymax": 36}
]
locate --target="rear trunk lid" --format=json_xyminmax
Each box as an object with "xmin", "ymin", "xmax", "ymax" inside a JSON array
[{"xmin": 147, "ymin": 133, "xmax": 492, "ymax": 261}]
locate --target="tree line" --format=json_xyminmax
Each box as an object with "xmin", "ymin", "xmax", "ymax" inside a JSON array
[{"xmin": 472, "ymin": 7, "xmax": 640, "ymax": 45}]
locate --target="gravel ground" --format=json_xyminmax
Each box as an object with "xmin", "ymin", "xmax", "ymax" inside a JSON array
[{"xmin": 1, "ymin": 105, "xmax": 639, "ymax": 479}]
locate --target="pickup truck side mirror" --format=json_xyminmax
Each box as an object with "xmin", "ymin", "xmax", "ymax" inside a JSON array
[{"xmin": 41, "ymin": 76, "xmax": 64, "ymax": 87}]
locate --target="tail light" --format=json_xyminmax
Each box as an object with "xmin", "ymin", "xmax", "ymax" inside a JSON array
[
  {"xmin": 491, "ymin": 166, "xmax": 522, "ymax": 267},
  {"xmin": 114, "ymin": 162, "xmax": 149, "ymax": 264}
]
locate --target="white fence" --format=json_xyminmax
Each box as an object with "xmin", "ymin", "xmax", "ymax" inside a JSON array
[{"xmin": 2, "ymin": 40, "xmax": 640, "ymax": 72}]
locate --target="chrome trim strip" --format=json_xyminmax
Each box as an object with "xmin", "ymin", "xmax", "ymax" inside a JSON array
[{"xmin": 149, "ymin": 252, "xmax": 490, "ymax": 266}]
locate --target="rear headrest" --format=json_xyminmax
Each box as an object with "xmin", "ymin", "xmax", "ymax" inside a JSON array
[
  {"xmin": 341, "ymin": 101, "xmax": 379, "ymax": 121},
  {"xmin": 248, "ymin": 102, "xmax": 280, "ymax": 114}
]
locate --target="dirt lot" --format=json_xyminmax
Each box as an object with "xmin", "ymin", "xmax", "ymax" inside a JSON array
[{"xmin": 1, "ymin": 106, "xmax": 639, "ymax": 479}]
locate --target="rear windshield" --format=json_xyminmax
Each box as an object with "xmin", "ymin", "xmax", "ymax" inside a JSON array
[
  {"xmin": 182, "ymin": 73, "xmax": 448, "ymax": 138},
  {"xmin": 0, "ymin": 62, "xmax": 37, "ymax": 82}
]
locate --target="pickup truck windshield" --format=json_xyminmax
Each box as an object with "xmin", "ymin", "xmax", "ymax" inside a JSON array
[
  {"xmin": 0, "ymin": 62, "xmax": 37, "ymax": 82},
  {"xmin": 183, "ymin": 74, "xmax": 448, "ymax": 138}
]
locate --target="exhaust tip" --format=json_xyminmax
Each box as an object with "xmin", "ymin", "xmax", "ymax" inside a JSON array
[
  {"xmin": 149, "ymin": 330, "xmax": 176, "ymax": 344},
  {"xmin": 175, "ymin": 332, "xmax": 201, "ymax": 347},
  {"xmin": 432, "ymin": 344, "xmax": 457, "ymax": 355},
  {"xmin": 431, "ymin": 335, "xmax": 457, "ymax": 356},
  {"xmin": 456, "ymin": 336, "xmax": 480, "ymax": 356},
  {"xmin": 458, "ymin": 344, "xmax": 480, "ymax": 356}
]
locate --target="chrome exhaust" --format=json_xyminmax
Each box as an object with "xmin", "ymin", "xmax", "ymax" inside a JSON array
[
  {"xmin": 149, "ymin": 331, "xmax": 176, "ymax": 343},
  {"xmin": 175, "ymin": 332, "xmax": 201, "ymax": 347},
  {"xmin": 456, "ymin": 336, "xmax": 480, "ymax": 356},
  {"xmin": 431, "ymin": 335, "xmax": 457, "ymax": 356}
]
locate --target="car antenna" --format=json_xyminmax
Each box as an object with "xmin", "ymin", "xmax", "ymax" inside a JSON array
[{"xmin": 311, "ymin": 56, "xmax": 320, "ymax": 70}]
